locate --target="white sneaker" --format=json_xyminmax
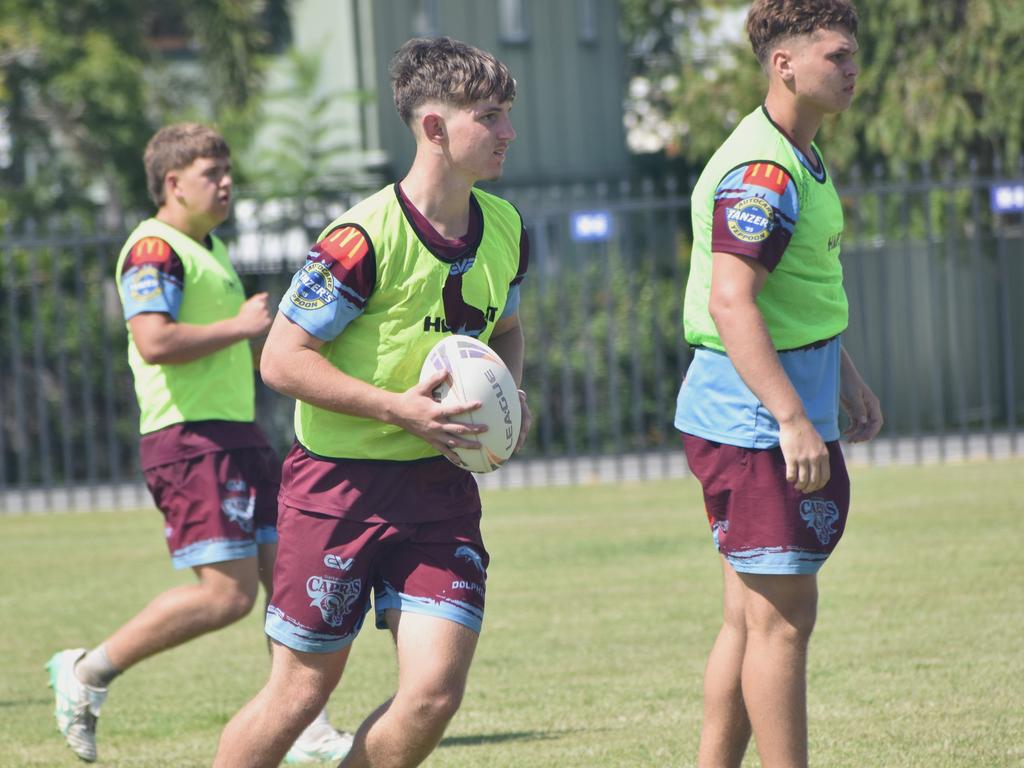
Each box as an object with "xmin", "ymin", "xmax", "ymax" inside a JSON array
[
  {"xmin": 284, "ymin": 721, "xmax": 355, "ymax": 764},
  {"xmin": 46, "ymin": 649, "xmax": 108, "ymax": 763}
]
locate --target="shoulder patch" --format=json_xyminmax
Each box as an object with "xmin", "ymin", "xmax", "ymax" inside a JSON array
[
  {"xmin": 319, "ymin": 227, "xmax": 370, "ymax": 270},
  {"xmin": 129, "ymin": 237, "xmax": 173, "ymax": 265},
  {"xmin": 726, "ymin": 197, "xmax": 774, "ymax": 243},
  {"xmin": 742, "ymin": 163, "xmax": 791, "ymax": 195},
  {"xmin": 289, "ymin": 262, "xmax": 337, "ymax": 311},
  {"xmin": 127, "ymin": 264, "xmax": 163, "ymax": 302}
]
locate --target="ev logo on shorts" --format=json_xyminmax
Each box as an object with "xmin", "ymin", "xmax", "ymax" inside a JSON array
[
  {"xmin": 799, "ymin": 499, "xmax": 840, "ymax": 545},
  {"xmin": 323, "ymin": 553, "xmax": 355, "ymax": 571},
  {"xmin": 455, "ymin": 545, "xmax": 485, "ymax": 577},
  {"xmin": 306, "ymin": 575, "xmax": 361, "ymax": 628}
]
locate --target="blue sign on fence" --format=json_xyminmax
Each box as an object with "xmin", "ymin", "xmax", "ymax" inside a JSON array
[
  {"xmin": 570, "ymin": 210, "xmax": 613, "ymax": 242},
  {"xmin": 990, "ymin": 183, "xmax": 1024, "ymax": 213}
]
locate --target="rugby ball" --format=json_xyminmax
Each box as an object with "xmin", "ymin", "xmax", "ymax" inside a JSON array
[{"xmin": 419, "ymin": 335, "xmax": 522, "ymax": 473}]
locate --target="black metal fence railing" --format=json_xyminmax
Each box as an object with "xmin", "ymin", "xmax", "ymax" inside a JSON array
[{"xmin": 1, "ymin": 168, "xmax": 1021, "ymax": 512}]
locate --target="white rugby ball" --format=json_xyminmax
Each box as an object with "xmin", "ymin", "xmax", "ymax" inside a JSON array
[{"xmin": 419, "ymin": 335, "xmax": 522, "ymax": 473}]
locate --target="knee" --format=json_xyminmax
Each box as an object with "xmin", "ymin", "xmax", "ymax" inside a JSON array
[
  {"xmin": 207, "ymin": 583, "xmax": 259, "ymax": 625},
  {"xmin": 748, "ymin": 603, "xmax": 817, "ymax": 644},
  {"xmin": 407, "ymin": 685, "xmax": 465, "ymax": 728}
]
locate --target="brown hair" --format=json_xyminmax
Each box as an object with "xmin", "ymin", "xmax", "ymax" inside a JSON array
[
  {"xmin": 144, "ymin": 123, "xmax": 230, "ymax": 206},
  {"xmin": 746, "ymin": 0, "xmax": 859, "ymax": 65},
  {"xmin": 389, "ymin": 37, "xmax": 516, "ymax": 125}
]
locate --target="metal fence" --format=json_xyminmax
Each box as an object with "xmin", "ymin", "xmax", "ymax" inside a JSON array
[{"xmin": 2, "ymin": 167, "xmax": 1022, "ymax": 512}]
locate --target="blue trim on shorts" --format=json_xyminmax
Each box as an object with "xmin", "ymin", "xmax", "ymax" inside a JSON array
[
  {"xmin": 171, "ymin": 538, "xmax": 256, "ymax": 569},
  {"xmin": 255, "ymin": 526, "xmax": 278, "ymax": 544},
  {"xmin": 264, "ymin": 603, "xmax": 369, "ymax": 654},
  {"xmin": 725, "ymin": 546, "xmax": 829, "ymax": 575},
  {"xmin": 374, "ymin": 585, "xmax": 484, "ymax": 634}
]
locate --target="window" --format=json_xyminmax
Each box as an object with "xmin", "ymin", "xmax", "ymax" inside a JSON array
[
  {"xmin": 578, "ymin": 0, "xmax": 598, "ymax": 44},
  {"xmin": 499, "ymin": 0, "xmax": 529, "ymax": 44},
  {"xmin": 413, "ymin": 0, "xmax": 440, "ymax": 37}
]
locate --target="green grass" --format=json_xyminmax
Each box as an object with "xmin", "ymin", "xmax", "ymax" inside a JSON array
[{"xmin": 1, "ymin": 459, "xmax": 1022, "ymax": 767}]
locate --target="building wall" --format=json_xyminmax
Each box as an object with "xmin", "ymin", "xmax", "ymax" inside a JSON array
[
  {"xmin": 257, "ymin": 0, "xmax": 630, "ymax": 185},
  {"xmin": 255, "ymin": 0, "xmax": 385, "ymax": 176},
  {"xmin": 364, "ymin": 0, "xmax": 631, "ymax": 183}
]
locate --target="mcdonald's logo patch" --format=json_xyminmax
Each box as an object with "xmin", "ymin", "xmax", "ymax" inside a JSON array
[
  {"xmin": 129, "ymin": 237, "xmax": 173, "ymax": 265},
  {"xmin": 742, "ymin": 163, "xmax": 791, "ymax": 195},
  {"xmin": 319, "ymin": 227, "xmax": 369, "ymax": 271}
]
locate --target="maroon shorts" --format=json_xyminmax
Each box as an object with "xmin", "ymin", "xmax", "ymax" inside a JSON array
[
  {"xmin": 266, "ymin": 506, "xmax": 489, "ymax": 653},
  {"xmin": 682, "ymin": 434, "xmax": 850, "ymax": 574},
  {"xmin": 143, "ymin": 447, "xmax": 281, "ymax": 569}
]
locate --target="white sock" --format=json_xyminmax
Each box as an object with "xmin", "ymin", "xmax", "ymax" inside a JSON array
[
  {"xmin": 309, "ymin": 707, "xmax": 332, "ymax": 728},
  {"xmin": 74, "ymin": 643, "xmax": 121, "ymax": 688}
]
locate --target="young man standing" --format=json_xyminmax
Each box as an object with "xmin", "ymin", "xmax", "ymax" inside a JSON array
[
  {"xmin": 47, "ymin": 123, "xmax": 351, "ymax": 764},
  {"xmin": 675, "ymin": 2, "xmax": 883, "ymax": 766},
  {"xmin": 213, "ymin": 37, "xmax": 530, "ymax": 768}
]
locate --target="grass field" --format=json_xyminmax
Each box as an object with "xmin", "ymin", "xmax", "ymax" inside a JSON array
[{"xmin": 1, "ymin": 459, "xmax": 1022, "ymax": 767}]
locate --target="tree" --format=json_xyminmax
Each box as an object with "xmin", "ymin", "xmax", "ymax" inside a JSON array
[
  {"xmin": 620, "ymin": 0, "xmax": 1024, "ymax": 175},
  {"xmin": 240, "ymin": 46, "xmax": 372, "ymax": 199},
  {"xmin": 0, "ymin": 0, "xmax": 283, "ymax": 227}
]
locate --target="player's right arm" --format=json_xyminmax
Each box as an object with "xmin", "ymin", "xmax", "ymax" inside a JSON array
[
  {"xmin": 129, "ymin": 295, "xmax": 271, "ymax": 365},
  {"xmin": 259, "ymin": 224, "xmax": 483, "ymax": 461},
  {"xmin": 709, "ymin": 252, "xmax": 830, "ymax": 493},
  {"xmin": 707, "ymin": 161, "xmax": 830, "ymax": 493},
  {"xmin": 120, "ymin": 238, "xmax": 271, "ymax": 365}
]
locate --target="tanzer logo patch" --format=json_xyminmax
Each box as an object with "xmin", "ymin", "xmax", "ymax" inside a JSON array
[
  {"xmin": 726, "ymin": 197, "xmax": 774, "ymax": 243},
  {"xmin": 290, "ymin": 262, "xmax": 337, "ymax": 311}
]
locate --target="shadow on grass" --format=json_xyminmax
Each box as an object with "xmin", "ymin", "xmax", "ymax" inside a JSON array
[{"xmin": 439, "ymin": 727, "xmax": 592, "ymax": 748}]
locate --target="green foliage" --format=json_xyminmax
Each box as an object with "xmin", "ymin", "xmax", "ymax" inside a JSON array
[
  {"xmin": 621, "ymin": 0, "xmax": 1024, "ymax": 174},
  {"xmin": 0, "ymin": 0, "xmax": 280, "ymax": 223},
  {"xmin": 0, "ymin": 232, "xmax": 137, "ymax": 487},
  {"xmin": 825, "ymin": 0, "xmax": 1024, "ymax": 173},
  {"xmin": 519, "ymin": 224, "xmax": 691, "ymax": 458},
  {"xmin": 239, "ymin": 46, "xmax": 373, "ymax": 198}
]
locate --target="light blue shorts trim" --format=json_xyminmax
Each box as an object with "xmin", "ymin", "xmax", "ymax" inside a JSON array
[
  {"xmin": 171, "ymin": 538, "xmax": 257, "ymax": 570},
  {"xmin": 374, "ymin": 585, "xmax": 484, "ymax": 634},
  {"xmin": 725, "ymin": 546, "xmax": 829, "ymax": 575},
  {"xmin": 264, "ymin": 603, "xmax": 369, "ymax": 654},
  {"xmin": 170, "ymin": 528, "xmax": 278, "ymax": 569}
]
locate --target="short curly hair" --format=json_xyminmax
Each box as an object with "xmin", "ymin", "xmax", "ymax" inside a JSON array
[
  {"xmin": 746, "ymin": 0, "xmax": 859, "ymax": 65},
  {"xmin": 144, "ymin": 123, "xmax": 229, "ymax": 207},
  {"xmin": 390, "ymin": 37, "xmax": 516, "ymax": 126}
]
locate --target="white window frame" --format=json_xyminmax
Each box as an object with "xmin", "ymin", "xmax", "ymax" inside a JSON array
[
  {"xmin": 578, "ymin": 0, "xmax": 598, "ymax": 44},
  {"xmin": 499, "ymin": 0, "xmax": 530, "ymax": 44}
]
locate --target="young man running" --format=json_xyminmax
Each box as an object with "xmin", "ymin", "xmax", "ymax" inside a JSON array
[
  {"xmin": 47, "ymin": 123, "xmax": 351, "ymax": 764},
  {"xmin": 213, "ymin": 37, "xmax": 530, "ymax": 768},
  {"xmin": 675, "ymin": 2, "xmax": 883, "ymax": 766}
]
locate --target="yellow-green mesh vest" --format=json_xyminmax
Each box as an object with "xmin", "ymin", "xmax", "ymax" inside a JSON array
[
  {"xmin": 115, "ymin": 218, "xmax": 254, "ymax": 434},
  {"xmin": 684, "ymin": 107, "xmax": 849, "ymax": 351},
  {"xmin": 295, "ymin": 185, "xmax": 522, "ymax": 460}
]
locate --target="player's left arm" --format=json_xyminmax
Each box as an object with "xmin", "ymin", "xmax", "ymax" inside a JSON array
[
  {"xmin": 839, "ymin": 346, "xmax": 883, "ymax": 442},
  {"xmin": 488, "ymin": 313, "xmax": 531, "ymax": 452}
]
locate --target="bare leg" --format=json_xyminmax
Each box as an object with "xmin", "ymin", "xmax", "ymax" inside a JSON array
[
  {"xmin": 214, "ymin": 641, "xmax": 350, "ymax": 768},
  {"xmin": 256, "ymin": 542, "xmax": 277, "ymax": 652},
  {"xmin": 103, "ymin": 556, "xmax": 261, "ymax": 671},
  {"xmin": 341, "ymin": 610, "xmax": 478, "ymax": 768},
  {"xmin": 698, "ymin": 559, "xmax": 752, "ymax": 768},
  {"xmin": 739, "ymin": 571, "xmax": 817, "ymax": 768}
]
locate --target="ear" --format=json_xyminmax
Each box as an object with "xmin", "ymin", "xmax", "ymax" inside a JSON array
[
  {"xmin": 164, "ymin": 170, "xmax": 183, "ymax": 202},
  {"xmin": 420, "ymin": 111, "xmax": 447, "ymax": 145},
  {"xmin": 771, "ymin": 46, "xmax": 795, "ymax": 83}
]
